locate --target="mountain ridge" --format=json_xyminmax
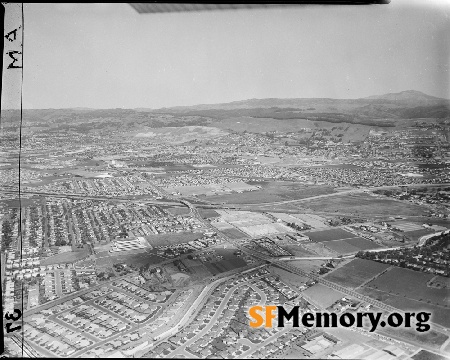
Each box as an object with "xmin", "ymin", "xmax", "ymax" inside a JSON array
[{"xmin": 142, "ymin": 90, "xmax": 449, "ymax": 113}]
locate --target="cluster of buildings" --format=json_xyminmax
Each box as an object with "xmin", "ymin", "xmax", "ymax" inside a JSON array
[
  {"xmin": 112, "ymin": 279, "xmax": 173, "ymax": 303},
  {"xmin": 154, "ymin": 173, "xmax": 252, "ymax": 189},
  {"xmin": 38, "ymin": 174, "xmax": 163, "ymax": 198},
  {"xmin": 83, "ymin": 331, "xmax": 145, "ymax": 358},
  {"xmin": 58, "ymin": 304, "xmax": 130, "ymax": 338},
  {"xmin": 94, "ymin": 291, "xmax": 158, "ymax": 323},
  {"xmin": 25, "ymin": 316, "xmax": 93, "ymax": 357}
]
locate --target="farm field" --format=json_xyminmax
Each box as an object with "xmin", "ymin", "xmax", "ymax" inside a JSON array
[
  {"xmin": 365, "ymin": 267, "xmax": 448, "ymax": 306},
  {"xmin": 324, "ymin": 259, "xmax": 390, "ymax": 289},
  {"xmin": 322, "ymin": 240, "xmax": 360, "ymax": 254},
  {"xmin": 305, "ymin": 228, "xmax": 355, "ymax": 242},
  {"xmin": 357, "ymin": 286, "xmax": 450, "ymax": 328},
  {"xmin": 301, "ymin": 284, "xmax": 346, "ymax": 309},
  {"xmin": 197, "ymin": 208, "xmax": 220, "ymax": 219},
  {"xmin": 219, "ymin": 227, "xmax": 247, "ymax": 239},
  {"xmin": 302, "ymin": 193, "xmax": 430, "ymax": 217}
]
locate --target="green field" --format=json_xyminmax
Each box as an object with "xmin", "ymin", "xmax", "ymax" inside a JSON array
[
  {"xmin": 403, "ymin": 228, "xmax": 436, "ymax": 241},
  {"xmin": 41, "ymin": 248, "xmax": 90, "ymax": 265},
  {"xmin": 324, "ymin": 259, "xmax": 390, "ymax": 289},
  {"xmin": 220, "ymin": 227, "xmax": 248, "ymax": 239}
]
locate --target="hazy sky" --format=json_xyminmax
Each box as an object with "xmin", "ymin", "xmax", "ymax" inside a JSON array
[{"xmin": 18, "ymin": 1, "xmax": 450, "ymax": 109}]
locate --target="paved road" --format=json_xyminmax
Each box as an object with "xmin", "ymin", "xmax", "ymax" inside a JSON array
[
  {"xmin": 277, "ymin": 255, "xmax": 355, "ymax": 261},
  {"xmin": 418, "ymin": 231, "xmax": 444, "ymax": 246}
]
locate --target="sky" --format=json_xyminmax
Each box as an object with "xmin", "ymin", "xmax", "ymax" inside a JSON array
[{"xmin": 11, "ymin": 1, "xmax": 450, "ymax": 109}]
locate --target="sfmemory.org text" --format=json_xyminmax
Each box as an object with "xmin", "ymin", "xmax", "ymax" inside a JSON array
[{"xmin": 248, "ymin": 306, "xmax": 431, "ymax": 332}]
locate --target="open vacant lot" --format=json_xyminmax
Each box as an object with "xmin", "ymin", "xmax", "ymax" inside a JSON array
[
  {"xmin": 165, "ymin": 206, "xmax": 191, "ymax": 216},
  {"xmin": 324, "ymin": 259, "xmax": 390, "ymax": 289},
  {"xmin": 97, "ymin": 250, "xmax": 165, "ymax": 268},
  {"xmin": 343, "ymin": 237, "xmax": 381, "ymax": 250},
  {"xmin": 145, "ymin": 232, "xmax": 204, "ymax": 247},
  {"xmin": 205, "ymin": 181, "xmax": 335, "ymax": 205},
  {"xmin": 303, "ymin": 193, "xmax": 429, "ymax": 217}
]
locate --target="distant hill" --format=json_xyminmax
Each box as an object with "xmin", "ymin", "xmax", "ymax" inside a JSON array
[
  {"xmin": 2, "ymin": 90, "xmax": 448, "ymax": 136},
  {"xmin": 362, "ymin": 90, "xmax": 445, "ymax": 102},
  {"xmin": 152, "ymin": 90, "xmax": 449, "ymax": 113},
  {"xmin": 147, "ymin": 90, "xmax": 450, "ymax": 126}
]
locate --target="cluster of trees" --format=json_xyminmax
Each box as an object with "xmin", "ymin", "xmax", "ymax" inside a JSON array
[
  {"xmin": 356, "ymin": 233, "xmax": 450, "ymax": 276},
  {"xmin": 286, "ymin": 222, "xmax": 310, "ymax": 231}
]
